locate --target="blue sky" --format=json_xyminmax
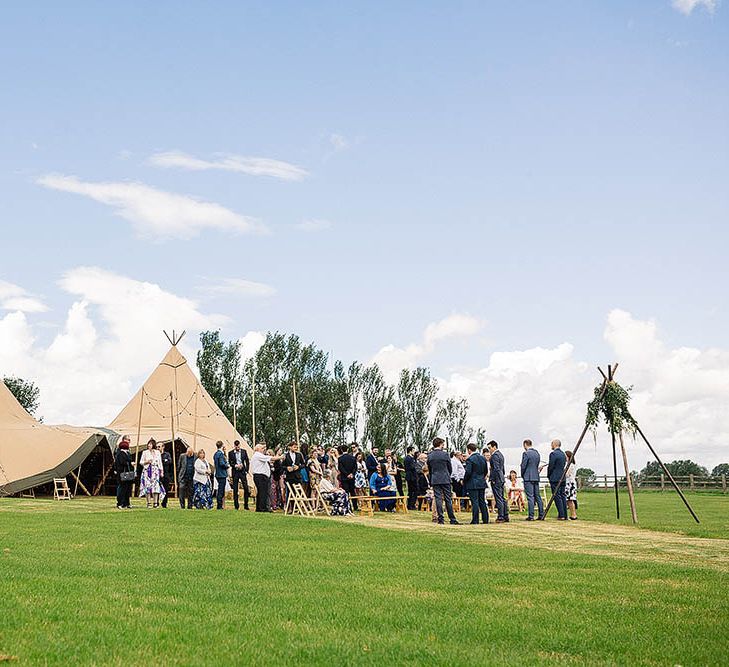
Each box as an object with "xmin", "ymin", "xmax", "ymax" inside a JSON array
[{"xmin": 1, "ymin": 1, "xmax": 727, "ymax": 470}]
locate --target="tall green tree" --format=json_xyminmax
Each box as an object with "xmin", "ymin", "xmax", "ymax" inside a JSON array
[
  {"xmin": 196, "ymin": 331, "xmax": 242, "ymax": 426},
  {"xmin": 398, "ymin": 367, "xmax": 441, "ymax": 450},
  {"xmin": 711, "ymin": 463, "xmax": 729, "ymax": 478},
  {"xmin": 362, "ymin": 364, "xmax": 403, "ymax": 452},
  {"xmin": 3, "ymin": 376, "xmax": 41, "ymax": 418},
  {"xmin": 437, "ymin": 397, "xmax": 470, "ymax": 451}
]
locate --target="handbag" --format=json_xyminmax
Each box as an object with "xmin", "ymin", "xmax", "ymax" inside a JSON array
[{"xmin": 120, "ymin": 470, "xmax": 135, "ymax": 482}]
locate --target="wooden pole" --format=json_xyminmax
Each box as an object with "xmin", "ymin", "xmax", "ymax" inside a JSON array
[
  {"xmin": 73, "ymin": 464, "xmax": 82, "ymax": 496},
  {"xmin": 292, "ymin": 379, "xmax": 301, "ymax": 446},
  {"xmin": 131, "ymin": 387, "xmax": 145, "ymax": 497},
  {"xmin": 619, "ymin": 430, "xmax": 638, "ymax": 524},
  {"xmin": 192, "ymin": 389, "xmax": 199, "ymax": 452},
  {"xmin": 607, "ymin": 365, "xmax": 621, "ymax": 520},
  {"xmin": 69, "ymin": 470, "xmax": 91, "ymax": 497},
  {"xmin": 634, "ymin": 422, "xmax": 700, "ymax": 523},
  {"xmin": 544, "ymin": 374, "xmax": 610, "ymax": 515},
  {"xmin": 251, "ymin": 373, "xmax": 257, "ymax": 447}
]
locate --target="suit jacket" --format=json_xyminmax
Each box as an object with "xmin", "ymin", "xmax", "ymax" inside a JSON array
[
  {"xmin": 547, "ymin": 448, "xmax": 566, "ymax": 483},
  {"xmin": 520, "ymin": 448, "xmax": 541, "ymax": 482},
  {"xmin": 463, "ymin": 453, "xmax": 488, "ymax": 491},
  {"xmin": 230, "ymin": 448, "xmax": 249, "ymax": 476},
  {"xmin": 427, "ymin": 449, "xmax": 452, "ymax": 486},
  {"xmin": 284, "ymin": 451, "xmax": 305, "ymax": 484},
  {"xmin": 404, "ymin": 454, "xmax": 417, "ymax": 482},
  {"xmin": 365, "ymin": 454, "xmax": 379, "ymax": 478},
  {"xmin": 178, "ymin": 453, "xmax": 194, "ymax": 483},
  {"xmin": 489, "ymin": 450, "xmax": 506, "ymax": 484},
  {"xmin": 160, "ymin": 451, "xmax": 173, "ymax": 478},
  {"xmin": 213, "ymin": 449, "xmax": 229, "ymax": 479},
  {"xmin": 338, "ymin": 453, "xmax": 357, "ymax": 480}
]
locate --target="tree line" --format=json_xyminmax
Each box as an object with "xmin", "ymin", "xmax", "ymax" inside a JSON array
[{"xmin": 196, "ymin": 330, "xmax": 486, "ymax": 454}]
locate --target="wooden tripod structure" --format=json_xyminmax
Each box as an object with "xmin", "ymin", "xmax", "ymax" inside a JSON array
[{"xmin": 544, "ymin": 363, "xmax": 700, "ymax": 524}]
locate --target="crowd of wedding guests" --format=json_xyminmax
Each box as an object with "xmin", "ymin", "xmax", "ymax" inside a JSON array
[{"xmin": 114, "ymin": 435, "xmax": 579, "ymax": 523}]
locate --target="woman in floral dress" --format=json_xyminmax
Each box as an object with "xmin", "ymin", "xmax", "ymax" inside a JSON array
[
  {"xmin": 354, "ymin": 452, "xmax": 368, "ymax": 496},
  {"xmin": 193, "ymin": 449, "xmax": 213, "ymax": 509},
  {"xmin": 320, "ymin": 476, "xmax": 353, "ymax": 516},
  {"xmin": 565, "ymin": 450, "xmax": 578, "ymax": 520},
  {"xmin": 138, "ymin": 438, "xmax": 165, "ymax": 508}
]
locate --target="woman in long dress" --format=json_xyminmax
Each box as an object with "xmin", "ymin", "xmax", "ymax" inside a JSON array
[
  {"xmin": 369, "ymin": 463, "xmax": 396, "ymax": 512},
  {"xmin": 138, "ymin": 438, "xmax": 165, "ymax": 508},
  {"xmin": 354, "ymin": 452, "xmax": 368, "ymax": 496},
  {"xmin": 565, "ymin": 450, "xmax": 578, "ymax": 520},
  {"xmin": 193, "ymin": 449, "xmax": 213, "ymax": 510}
]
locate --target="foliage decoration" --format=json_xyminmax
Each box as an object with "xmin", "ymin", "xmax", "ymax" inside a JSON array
[{"xmin": 585, "ymin": 378, "xmax": 638, "ymax": 436}]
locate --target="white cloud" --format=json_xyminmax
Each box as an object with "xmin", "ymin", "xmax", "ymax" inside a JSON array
[
  {"xmin": 199, "ymin": 278, "xmax": 276, "ymax": 299},
  {"xmin": 296, "ymin": 218, "xmax": 333, "ymax": 233},
  {"xmin": 0, "ymin": 280, "xmax": 48, "ymax": 313},
  {"xmin": 0, "ymin": 267, "xmax": 227, "ymax": 425},
  {"xmin": 37, "ymin": 174, "xmax": 266, "ymax": 240},
  {"xmin": 239, "ymin": 331, "xmax": 266, "ymax": 362},
  {"xmin": 672, "ymin": 0, "xmax": 717, "ymax": 15},
  {"xmin": 372, "ymin": 313, "xmax": 483, "ymax": 382},
  {"xmin": 147, "ymin": 150, "xmax": 309, "ymax": 182}
]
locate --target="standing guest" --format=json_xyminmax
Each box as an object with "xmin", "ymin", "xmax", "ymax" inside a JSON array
[
  {"xmin": 283, "ymin": 442, "xmax": 306, "ymax": 508},
  {"xmin": 139, "ymin": 438, "xmax": 165, "ymax": 508},
  {"xmin": 547, "ymin": 439, "xmax": 568, "ymax": 520},
  {"xmin": 416, "ymin": 452, "xmax": 429, "ymax": 510},
  {"xmin": 354, "ymin": 452, "xmax": 368, "ymax": 496},
  {"xmin": 177, "ymin": 447, "xmax": 195, "ymax": 509},
  {"xmin": 213, "ymin": 441, "xmax": 229, "ymax": 510},
  {"xmin": 271, "ymin": 448, "xmax": 285, "ymax": 510},
  {"xmin": 450, "ymin": 450, "xmax": 466, "ymax": 506},
  {"xmin": 427, "ymin": 438, "xmax": 460, "ymax": 525},
  {"xmin": 159, "ymin": 443, "xmax": 173, "ymax": 508},
  {"xmin": 365, "ymin": 447, "xmax": 379, "ymax": 479},
  {"xmin": 193, "ymin": 450, "xmax": 213, "ymax": 510},
  {"xmin": 326, "ymin": 448, "xmax": 339, "ymax": 485},
  {"xmin": 308, "ymin": 450, "xmax": 324, "ymax": 487},
  {"xmin": 505, "ymin": 470, "xmax": 525, "ymax": 512},
  {"xmin": 463, "ymin": 443, "xmax": 489, "ymax": 524},
  {"xmin": 488, "ymin": 440, "xmax": 509, "ymax": 523},
  {"xmin": 520, "ymin": 439, "xmax": 544, "ymax": 521},
  {"xmin": 318, "ymin": 446, "xmax": 329, "ymax": 468},
  {"xmin": 114, "ymin": 435, "xmax": 134, "ymax": 509},
  {"xmin": 338, "ymin": 445, "xmax": 359, "ymax": 510},
  {"xmin": 229, "ymin": 440, "xmax": 250, "ymax": 511},
  {"xmin": 251, "ymin": 444, "xmax": 280, "ymax": 512},
  {"xmin": 404, "ymin": 446, "xmax": 418, "ymax": 510},
  {"xmin": 369, "ymin": 463, "xmax": 397, "ymax": 512},
  {"xmin": 564, "ymin": 450, "xmax": 578, "ymax": 520}
]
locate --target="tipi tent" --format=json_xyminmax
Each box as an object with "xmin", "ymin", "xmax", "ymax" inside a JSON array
[
  {"xmin": 0, "ymin": 381, "xmax": 109, "ymax": 496},
  {"xmin": 108, "ymin": 342, "xmax": 252, "ymax": 485}
]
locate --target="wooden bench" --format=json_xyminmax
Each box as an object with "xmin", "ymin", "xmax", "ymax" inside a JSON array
[{"xmin": 350, "ymin": 494, "xmax": 408, "ymax": 517}]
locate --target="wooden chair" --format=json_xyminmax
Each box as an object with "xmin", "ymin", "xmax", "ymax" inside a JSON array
[
  {"xmin": 315, "ymin": 482, "xmax": 332, "ymax": 516},
  {"xmin": 20, "ymin": 487, "xmax": 36, "ymax": 498},
  {"xmin": 284, "ymin": 483, "xmax": 316, "ymax": 517},
  {"xmin": 53, "ymin": 478, "xmax": 72, "ymax": 500}
]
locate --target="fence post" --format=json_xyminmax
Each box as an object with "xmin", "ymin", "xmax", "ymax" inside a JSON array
[
  {"xmin": 660, "ymin": 474, "xmax": 665, "ymax": 491},
  {"xmin": 603, "ymin": 474, "xmax": 608, "ymax": 491},
  {"xmin": 689, "ymin": 474, "xmax": 695, "ymax": 491},
  {"xmin": 722, "ymin": 474, "xmax": 727, "ymax": 494}
]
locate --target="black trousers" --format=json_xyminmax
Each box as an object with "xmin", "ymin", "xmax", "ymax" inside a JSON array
[
  {"xmin": 254, "ymin": 474, "xmax": 270, "ymax": 512},
  {"xmin": 395, "ymin": 474, "xmax": 403, "ymax": 496},
  {"xmin": 492, "ymin": 480, "xmax": 509, "ymax": 520},
  {"xmin": 232, "ymin": 471, "xmax": 250, "ymax": 510},
  {"xmin": 215, "ymin": 477, "xmax": 227, "ymax": 509},
  {"xmin": 340, "ymin": 477, "xmax": 357, "ymax": 510},
  {"xmin": 160, "ymin": 476, "xmax": 171, "ymax": 507},
  {"xmin": 406, "ymin": 478, "xmax": 418, "ymax": 509},
  {"xmin": 452, "ymin": 479, "xmax": 464, "ymax": 508},
  {"xmin": 178, "ymin": 478, "xmax": 194, "ymax": 509},
  {"xmin": 116, "ymin": 480, "xmax": 132, "ymax": 507},
  {"xmin": 467, "ymin": 488, "xmax": 489, "ymax": 524}
]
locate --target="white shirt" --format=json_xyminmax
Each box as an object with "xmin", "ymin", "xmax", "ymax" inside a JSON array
[
  {"xmin": 451, "ymin": 457, "xmax": 465, "ymax": 482},
  {"xmin": 251, "ymin": 451, "xmax": 272, "ymax": 476},
  {"xmin": 193, "ymin": 458, "xmax": 210, "ymax": 484}
]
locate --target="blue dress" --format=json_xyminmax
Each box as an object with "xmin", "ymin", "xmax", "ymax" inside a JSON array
[{"xmin": 370, "ymin": 472, "xmax": 396, "ymax": 512}]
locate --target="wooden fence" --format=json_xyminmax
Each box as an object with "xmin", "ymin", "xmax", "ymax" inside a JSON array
[{"xmin": 576, "ymin": 474, "xmax": 727, "ymax": 493}]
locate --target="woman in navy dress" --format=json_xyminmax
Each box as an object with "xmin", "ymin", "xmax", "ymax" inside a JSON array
[{"xmin": 369, "ymin": 463, "xmax": 396, "ymax": 512}]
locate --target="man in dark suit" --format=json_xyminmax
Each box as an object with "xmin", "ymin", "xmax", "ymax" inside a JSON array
[
  {"xmin": 229, "ymin": 440, "xmax": 250, "ymax": 510},
  {"xmin": 283, "ymin": 442, "xmax": 305, "ymax": 512},
  {"xmin": 520, "ymin": 438, "xmax": 544, "ymax": 520},
  {"xmin": 427, "ymin": 438, "xmax": 460, "ymax": 525},
  {"xmin": 547, "ymin": 438, "xmax": 568, "ymax": 520},
  {"xmin": 404, "ymin": 446, "xmax": 418, "ymax": 510},
  {"xmin": 488, "ymin": 440, "xmax": 509, "ymax": 522},
  {"xmin": 463, "ymin": 443, "xmax": 489, "ymax": 524},
  {"xmin": 337, "ymin": 444, "xmax": 358, "ymax": 510},
  {"xmin": 365, "ymin": 447, "xmax": 379, "ymax": 479},
  {"xmin": 213, "ymin": 441, "xmax": 229, "ymax": 510},
  {"xmin": 177, "ymin": 447, "xmax": 195, "ymax": 509},
  {"xmin": 159, "ymin": 443, "xmax": 173, "ymax": 508}
]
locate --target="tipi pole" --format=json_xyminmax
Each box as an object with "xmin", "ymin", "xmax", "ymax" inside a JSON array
[
  {"xmin": 619, "ymin": 430, "xmax": 638, "ymax": 524},
  {"xmin": 169, "ymin": 391, "xmax": 176, "ymax": 497},
  {"xmin": 251, "ymin": 374, "xmax": 257, "ymax": 447},
  {"xmin": 607, "ymin": 365, "xmax": 620, "ymax": 520},
  {"xmin": 192, "ymin": 390, "xmax": 199, "ymax": 452},
  {"xmin": 292, "ymin": 379, "xmax": 301, "ymax": 446},
  {"xmin": 634, "ymin": 423, "xmax": 700, "ymax": 524},
  {"xmin": 73, "ymin": 463, "xmax": 81, "ymax": 496},
  {"xmin": 131, "ymin": 387, "xmax": 145, "ymax": 497},
  {"xmin": 544, "ymin": 375, "xmax": 610, "ymax": 515}
]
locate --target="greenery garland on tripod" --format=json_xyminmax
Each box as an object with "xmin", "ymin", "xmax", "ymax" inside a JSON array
[{"xmin": 585, "ymin": 379, "xmax": 638, "ymax": 436}]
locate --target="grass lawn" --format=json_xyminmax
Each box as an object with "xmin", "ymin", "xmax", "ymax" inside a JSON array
[{"xmin": 1, "ymin": 493, "xmax": 728, "ymax": 666}]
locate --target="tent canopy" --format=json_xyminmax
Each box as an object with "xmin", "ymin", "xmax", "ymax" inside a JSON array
[{"xmin": 0, "ymin": 382, "xmax": 108, "ymax": 496}]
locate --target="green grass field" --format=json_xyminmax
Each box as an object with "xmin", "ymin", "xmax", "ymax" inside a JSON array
[{"xmin": 1, "ymin": 492, "xmax": 728, "ymax": 666}]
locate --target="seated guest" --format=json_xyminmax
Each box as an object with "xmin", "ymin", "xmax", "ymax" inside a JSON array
[
  {"xmin": 369, "ymin": 463, "xmax": 397, "ymax": 512},
  {"xmin": 505, "ymin": 469, "xmax": 525, "ymax": 511},
  {"xmin": 319, "ymin": 477, "xmax": 353, "ymax": 516}
]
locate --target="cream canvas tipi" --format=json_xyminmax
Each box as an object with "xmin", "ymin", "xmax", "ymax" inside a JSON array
[{"xmin": 108, "ymin": 339, "xmax": 252, "ymax": 484}]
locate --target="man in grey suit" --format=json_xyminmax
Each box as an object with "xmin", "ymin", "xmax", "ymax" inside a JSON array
[
  {"xmin": 547, "ymin": 438, "xmax": 568, "ymax": 520},
  {"xmin": 427, "ymin": 438, "xmax": 460, "ymax": 525},
  {"xmin": 520, "ymin": 439, "xmax": 544, "ymax": 521},
  {"xmin": 488, "ymin": 440, "xmax": 509, "ymax": 522},
  {"xmin": 463, "ymin": 443, "xmax": 489, "ymax": 524}
]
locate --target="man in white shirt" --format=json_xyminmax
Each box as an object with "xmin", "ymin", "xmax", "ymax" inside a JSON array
[
  {"xmin": 450, "ymin": 450, "xmax": 466, "ymax": 508},
  {"xmin": 251, "ymin": 444, "xmax": 282, "ymax": 512}
]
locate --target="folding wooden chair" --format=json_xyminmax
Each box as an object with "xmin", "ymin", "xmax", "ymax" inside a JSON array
[
  {"xmin": 315, "ymin": 482, "xmax": 332, "ymax": 515},
  {"xmin": 285, "ymin": 483, "xmax": 316, "ymax": 517},
  {"xmin": 53, "ymin": 478, "xmax": 72, "ymax": 500}
]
